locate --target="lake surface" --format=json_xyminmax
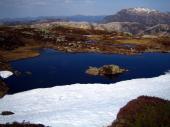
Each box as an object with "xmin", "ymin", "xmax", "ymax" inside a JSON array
[{"xmin": 5, "ymin": 49, "xmax": 170, "ymax": 94}]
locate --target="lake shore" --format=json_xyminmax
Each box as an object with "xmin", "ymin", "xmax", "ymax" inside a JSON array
[{"xmin": 0, "ymin": 25, "xmax": 170, "ymax": 97}]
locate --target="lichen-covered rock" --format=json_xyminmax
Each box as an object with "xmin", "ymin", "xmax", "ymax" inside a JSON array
[{"xmin": 86, "ymin": 64, "xmax": 127, "ymax": 76}]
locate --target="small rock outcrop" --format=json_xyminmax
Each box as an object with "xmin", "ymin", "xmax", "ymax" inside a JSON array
[
  {"xmin": 86, "ymin": 65, "xmax": 127, "ymax": 76},
  {"xmin": 0, "ymin": 80, "xmax": 8, "ymax": 98},
  {"xmin": 1, "ymin": 111, "xmax": 14, "ymax": 116},
  {"xmin": 0, "ymin": 122, "xmax": 46, "ymax": 127},
  {"xmin": 108, "ymin": 96, "xmax": 170, "ymax": 127}
]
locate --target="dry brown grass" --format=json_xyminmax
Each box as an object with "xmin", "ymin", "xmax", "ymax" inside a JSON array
[{"xmin": 0, "ymin": 46, "xmax": 41, "ymax": 61}]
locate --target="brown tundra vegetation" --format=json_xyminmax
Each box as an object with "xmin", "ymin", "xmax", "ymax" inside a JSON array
[{"xmin": 109, "ymin": 96, "xmax": 170, "ymax": 127}]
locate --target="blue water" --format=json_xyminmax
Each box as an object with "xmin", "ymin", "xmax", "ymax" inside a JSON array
[{"xmin": 5, "ymin": 49, "xmax": 170, "ymax": 94}]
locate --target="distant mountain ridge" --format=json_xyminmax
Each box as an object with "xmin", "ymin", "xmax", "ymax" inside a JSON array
[
  {"xmin": 103, "ymin": 7, "xmax": 170, "ymax": 26},
  {"xmin": 64, "ymin": 15, "xmax": 105, "ymax": 23},
  {"xmin": 1, "ymin": 8, "xmax": 170, "ymax": 35},
  {"xmin": 0, "ymin": 15, "xmax": 105, "ymax": 25},
  {"xmin": 0, "ymin": 17, "xmax": 67, "ymax": 25}
]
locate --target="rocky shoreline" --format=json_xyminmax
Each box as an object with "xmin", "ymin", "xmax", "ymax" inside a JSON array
[
  {"xmin": 0, "ymin": 25, "xmax": 169, "ymax": 66},
  {"xmin": 0, "ymin": 24, "xmax": 170, "ymax": 98}
]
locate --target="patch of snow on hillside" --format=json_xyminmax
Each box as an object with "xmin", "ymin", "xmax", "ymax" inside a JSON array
[
  {"xmin": 0, "ymin": 71, "xmax": 13, "ymax": 79},
  {"xmin": 0, "ymin": 72, "xmax": 170, "ymax": 127},
  {"xmin": 132, "ymin": 7, "xmax": 157, "ymax": 13}
]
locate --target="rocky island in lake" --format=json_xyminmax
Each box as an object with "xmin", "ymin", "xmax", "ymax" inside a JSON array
[
  {"xmin": 0, "ymin": 1, "xmax": 170, "ymax": 127},
  {"xmin": 86, "ymin": 65, "xmax": 127, "ymax": 76}
]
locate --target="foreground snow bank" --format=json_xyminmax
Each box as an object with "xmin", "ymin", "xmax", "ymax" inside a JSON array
[
  {"xmin": 0, "ymin": 73, "xmax": 170, "ymax": 127},
  {"xmin": 0, "ymin": 71, "xmax": 13, "ymax": 79}
]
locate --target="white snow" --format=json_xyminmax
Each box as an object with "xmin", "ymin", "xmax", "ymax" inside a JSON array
[
  {"xmin": 0, "ymin": 73, "xmax": 170, "ymax": 127},
  {"xmin": 0, "ymin": 71, "xmax": 13, "ymax": 79},
  {"xmin": 132, "ymin": 7, "xmax": 157, "ymax": 13}
]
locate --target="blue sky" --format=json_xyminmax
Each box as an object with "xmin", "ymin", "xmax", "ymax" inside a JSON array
[{"xmin": 0, "ymin": 0, "xmax": 170, "ymax": 18}]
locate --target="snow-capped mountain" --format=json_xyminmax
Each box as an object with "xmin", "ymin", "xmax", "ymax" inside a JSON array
[
  {"xmin": 127, "ymin": 7, "xmax": 158, "ymax": 14},
  {"xmin": 103, "ymin": 7, "xmax": 170, "ymax": 26}
]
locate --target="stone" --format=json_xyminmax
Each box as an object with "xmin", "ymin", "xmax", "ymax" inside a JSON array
[
  {"xmin": 25, "ymin": 71, "xmax": 32, "ymax": 75},
  {"xmin": 1, "ymin": 111, "xmax": 14, "ymax": 116},
  {"xmin": 86, "ymin": 67, "xmax": 99, "ymax": 76},
  {"xmin": 86, "ymin": 65, "xmax": 127, "ymax": 76}
]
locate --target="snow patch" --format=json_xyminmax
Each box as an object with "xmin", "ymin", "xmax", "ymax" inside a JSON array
[
  {"xmin": 0, "ymin": 73, "xmax": 170, "ymax": 127},
  {"xmin": 131, "ymin": 7, "xmax": 157, "ymax": 13},
  {"xmin": 0, "ymin": 71, "xmax": 13, "ymax": 79}
]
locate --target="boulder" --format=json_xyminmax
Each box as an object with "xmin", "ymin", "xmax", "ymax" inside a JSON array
[
  {"xmin": 86, "ymin": 67, "xmax": 99, "ymax": 76},
  {"xmin": 25, "ymin": 71, "xmax": 32, "ymax": 75},
  {"xmin": 1, "ymin": 111, "xmax": 14, "ymax": 116},
  {"xmin": 86, "ymin": 65, "xmax": 127, "ymax": 76}
]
